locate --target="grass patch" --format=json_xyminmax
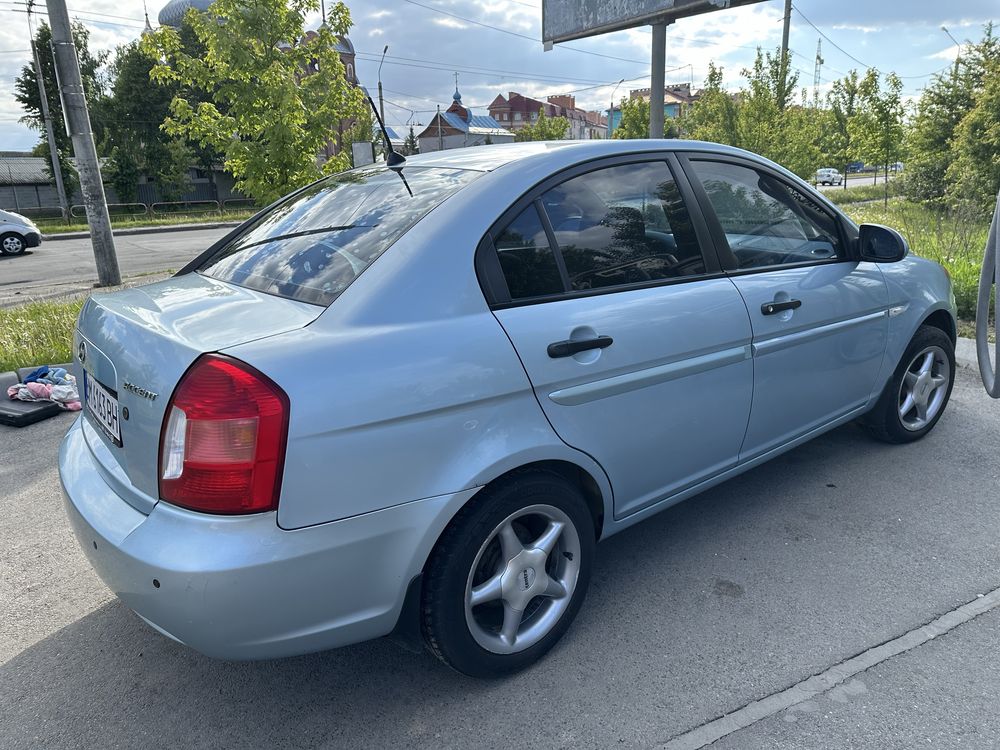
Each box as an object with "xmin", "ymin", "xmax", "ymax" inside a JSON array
[
  {"xmin": 844, "ymin": 200, "xmax": 990, "ymax": 320},
  {"xmin": 0, "ymin": 297, "xmax": 85, "ymax": 372},
  {"xmin": 822, "ymin": 179, "xmax": 906, "ymax": 207},
  {"xmin": 34, "ymin": 210, "xmax": 255, "ymax": 234}
]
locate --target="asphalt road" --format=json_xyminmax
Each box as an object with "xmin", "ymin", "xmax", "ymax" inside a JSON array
[
  {"xmin": 2, "ymin": 367, "xmax": 1000, "ymax": 748},
  {"xmin": 0, "ymin": 226, "xmax": 229, "ymax": 304},
  {"xmin": 816, "ymin": 173, "xmax": 895, "ymax": 191}
]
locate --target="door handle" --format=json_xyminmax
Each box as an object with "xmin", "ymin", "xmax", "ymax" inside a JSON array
[
  {"xmin": 547, "ymin": 335, "xmax": 614, "ymax": 358},
  {"xmin": 761, "ymin": 299, "xmax": 802, "ymax": 315}
]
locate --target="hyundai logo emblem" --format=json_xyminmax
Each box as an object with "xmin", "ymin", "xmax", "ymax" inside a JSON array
[{"xmin": 78, "ymin": 341, "xmax": 86, "ymax": 364}]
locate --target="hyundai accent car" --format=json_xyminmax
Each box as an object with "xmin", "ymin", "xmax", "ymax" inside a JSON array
[
  {"xmin": 60, "ymin": 140, "xmax": 956, "ymax": 677},
  {"xmin": 0, "ymin": 209, "xmax": 42, "ymax": 255}
]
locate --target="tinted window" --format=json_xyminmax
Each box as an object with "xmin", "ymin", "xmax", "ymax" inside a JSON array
[
  {"xmin": 691, "ymin": 160, "xmax": 842, "ymax": 270},
  {"xmin": 540, "ymin": 161, "xmax": 705, "ymax": 291},
  {"xmin": 494, "ymin": 205, "xmax": 564, "ymax": 300},
  {"xmin": 198, "ymin": 167, "xmax": 480, "ymax": 306}
]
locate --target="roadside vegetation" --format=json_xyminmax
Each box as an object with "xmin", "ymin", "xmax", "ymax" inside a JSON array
[
  {"xmin": 0, "ymin": 297, "xmax": 85, "ymax": 372},
  {"xmin": 32, "ymin": 209, "xmax": 255, "ymax": 234}
]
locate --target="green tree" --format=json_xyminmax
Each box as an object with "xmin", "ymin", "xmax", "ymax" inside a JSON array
[
  {"xmin": 612, "ymin": 97, "xmax": 649, "ymax": 139},
  {"xmin": 947, "ymin": 56, "xmax": 1000, "ymax": 214},
  {"xmin": 514, "ymin": 108, "xmax": 569, "ymax": 141},
  {"xmin": 143, "ymin": 0, "xmax": 366, "ymax": 204},
  {"xmin": 13, "ymin": 21, "xmax": 108, "ymax": 199},
  {"xmin": 854, "ymin": 70, "xmax": 905, "ymax": 205},
  {"xmin": 402, "ymin": 126, "xmax": 419, "ymax": 155},
  {"xmin": 824, "ymin": 70, "xmax": 862, "ymax": 187},
  {"xmin": 905, "ymin": 24, "xmax": 998, "ymax": 209},
  {"xmin": 682, "ymin": 63, "xmax": 738, "ymax": 144},
  {"xmin": 102, "ymin": 40, "xmax": 193, "ymax": 203}
]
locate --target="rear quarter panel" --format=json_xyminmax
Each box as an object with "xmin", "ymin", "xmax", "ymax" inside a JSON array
[{"xmin": 224, "ymin": 162, "xmax": 616, "ymax": 531}]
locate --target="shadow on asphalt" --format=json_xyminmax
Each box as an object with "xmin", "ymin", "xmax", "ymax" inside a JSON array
[{"xmin": 3, "ymin": 397, "xmax": 999, "ymax": 747}]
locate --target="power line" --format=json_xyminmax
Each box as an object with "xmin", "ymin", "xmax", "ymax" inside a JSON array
[
  {"xmin": 356, "ymin": 52, "xmax": 621, "ymax": 86},
  {"xmin": 791, "ymin": 4, "xmax": 950, "ymax": 80},
  {"xmin": 400, "ymin": 0, "xmax": 650, "ymax": 66}
]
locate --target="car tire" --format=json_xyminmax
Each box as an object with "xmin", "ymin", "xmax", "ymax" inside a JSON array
[
  {"xmin": 1, "ymin": 232, "xmax": 26, "ymax": 255},
  {"xmin": 863, "ymin": 325, "xmax": 955, "ymax": 444},
  {"xmin": 421, "ymin": 470, "xmax": 595, "ymax": 678}
]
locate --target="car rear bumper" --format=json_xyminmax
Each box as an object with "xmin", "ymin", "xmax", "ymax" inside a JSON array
[{"xmin": 59, "ymin": 416, "xmax": 476, "ymax": 660}]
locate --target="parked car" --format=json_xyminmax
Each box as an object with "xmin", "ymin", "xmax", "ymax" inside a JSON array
[
  {"xmin": 0, "ymin": 209, "xmax": 42, "ymax": 255},
  {"xmin": 846, "ymin": 161, "xmax": 865, "ymax": 173},
  {"xmin": 814, "ymin": 167, "xmax": 844, "ymax": 185},
  {"xmin": 60, "ymin": 140, "xmax": 957, "ymax": 677}
]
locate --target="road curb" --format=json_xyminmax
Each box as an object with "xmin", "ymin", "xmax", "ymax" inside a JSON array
[
  {"xmin": 956, "ymin": 336, "xmax": 994, "ymax": 371},
  {"xmin": 43, "ymin": 221, "xmax": 242, "ymax": 242}
]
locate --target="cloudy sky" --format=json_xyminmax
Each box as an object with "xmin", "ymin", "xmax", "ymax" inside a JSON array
[{"xmin": 0, "ymin": 0, "xmax": 994, "ymax": 149}]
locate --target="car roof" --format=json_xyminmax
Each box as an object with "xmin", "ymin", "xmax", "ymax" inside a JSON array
[{"xmin": 397, "ymin": 139, "xmax": 776, "ymax": 174}]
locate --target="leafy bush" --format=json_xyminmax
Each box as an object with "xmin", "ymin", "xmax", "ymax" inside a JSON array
[{"xmin": 845, "ymin": 200, "xmax": 989, "ymax": 319}]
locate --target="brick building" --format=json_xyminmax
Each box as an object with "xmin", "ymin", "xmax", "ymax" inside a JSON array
[{"xmin": 488, "ymin": 92, "xmax": 606, "ymax": 140}]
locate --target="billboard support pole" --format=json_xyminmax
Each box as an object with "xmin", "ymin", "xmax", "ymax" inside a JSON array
[{"xmin": 650, "ymin": 22, "xmax": 666, "ymax": 138}]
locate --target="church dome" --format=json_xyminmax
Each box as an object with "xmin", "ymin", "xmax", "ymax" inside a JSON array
[{"xmin": 158, "ymin": 0, "xmax": 213, "ymax": 27}]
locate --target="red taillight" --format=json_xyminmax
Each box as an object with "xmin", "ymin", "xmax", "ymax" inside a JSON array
[{"xmin": 158, "ymin": 354, "xmax": 289, "ymax": 514}]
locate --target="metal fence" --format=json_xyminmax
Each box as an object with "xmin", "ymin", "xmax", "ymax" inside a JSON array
[{"xmin": 20, "ymin": 200, "xmax": 261, "ymax": 226}]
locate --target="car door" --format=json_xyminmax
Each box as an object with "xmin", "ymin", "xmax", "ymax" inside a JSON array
[
  {"xmin": 478, "ymin": 155, "xmax": 754, "ymax": 519},
  {"xmin": 682, "ymin": 155, "xmax": 889, "ymax": 461}
]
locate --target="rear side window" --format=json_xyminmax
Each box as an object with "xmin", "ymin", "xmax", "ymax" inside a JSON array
[
  {"xmin": 493, "ymin": 205, "xmax": 563, "ymax": 300},
  {"xmin": 540, "ymin": 161, "xmax": 705, "ymax": 291},
  {"xmin": 198, "ymin": 167, "xmax": 480, "ymax": 306}
]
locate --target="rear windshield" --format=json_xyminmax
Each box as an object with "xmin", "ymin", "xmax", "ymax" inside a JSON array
[{"xmin": 197, "ymin": 166, "xmax": 480, "ymax": 306}]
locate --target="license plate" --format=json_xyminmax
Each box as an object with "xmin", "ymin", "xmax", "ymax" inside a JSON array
[{"xmin": 84, "ymin": 372, "xmax": 122, "ymax": 445}]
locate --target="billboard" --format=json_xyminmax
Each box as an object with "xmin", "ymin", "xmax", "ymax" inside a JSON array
[{"xmin": 542, "ymin": 0, "xmax": 768, "ymax": 44}]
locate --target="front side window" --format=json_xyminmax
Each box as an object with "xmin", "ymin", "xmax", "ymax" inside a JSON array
[
  {"xmin": 690, "ymin": 160, "xmax": 842, "ymax": 270},
  {"xmin": 197, "ymin": 167, "xmax": 479, "ymax": 306},
  {"xmin": 539, "ymin": 161, "xmax": 706, "ymax": 291}
]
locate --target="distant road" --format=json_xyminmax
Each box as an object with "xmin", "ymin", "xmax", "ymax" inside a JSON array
[
  {"xmin": 817, "ymin": 173, "xmax": 897, "ymax": 191},
  {"xmin": 0, "ymin": 226, "xmax": 230, "ymax": 302}
]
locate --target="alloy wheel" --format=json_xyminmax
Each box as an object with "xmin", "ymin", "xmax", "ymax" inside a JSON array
[
  {"xmin": 464, "ymin": 503, "xmax": 582, "ymax": 655},
  {"xmin": 897, "ymin": 345, "xmax": 950, "ymax": 431},
  {"xmin": 2, "ymin": 235, "xmax": 24, "ymax": 254}
]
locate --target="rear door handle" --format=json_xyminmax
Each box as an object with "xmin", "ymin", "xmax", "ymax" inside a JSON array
[
  {"xmin": 547, "ymin": 335, "xmax": 614, "ymax": 358},
  {"xmin": 761, "ymin": 299, "xmax": 802, "ymax": 315}
]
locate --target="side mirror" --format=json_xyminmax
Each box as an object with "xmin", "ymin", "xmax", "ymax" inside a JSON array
[{"xmin": 858, "ymin": 223, "xmax": 908, "ymax": 263}]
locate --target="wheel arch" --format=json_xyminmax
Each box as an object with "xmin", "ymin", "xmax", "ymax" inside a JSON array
[
  {"xmin": 920, "ymin": 307, "xmax": 956, "ymax": 344},
  {"xmin": 389, "ymin": 456, "xmax": 610, "ymax": 652}
]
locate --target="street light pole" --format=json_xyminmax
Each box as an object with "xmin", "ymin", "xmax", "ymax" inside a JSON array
[
  {"xmin": 607, "ymin": 78, "xmax": 624, "ymax": 139},
  {"xmin": 46, "ymin": 0, "xmax": 120, "ymax": 286},
  {"xmin": 941, "ymin": 26, "xmax": 962, "ymax": 76}
]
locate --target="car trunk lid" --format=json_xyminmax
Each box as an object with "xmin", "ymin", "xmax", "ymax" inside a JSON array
[{"xmin": 74, "ymin": 273, "xmax": 321, "ymax": 512}]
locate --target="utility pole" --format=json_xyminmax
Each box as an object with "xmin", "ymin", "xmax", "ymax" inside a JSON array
[
  {"xmin": 377, "ymin": 44, "xmax": 388, "ymax": 130},
  {"xmin": 437, "ymin": 105, "xmax": 443, "ymax": 152},
  {"xmin": 29, "ymin": 33, "xmax": 69, "ymax": 221},
  {"xmin": 781, "ymin": 0, "xmax": 792, "ymax": 67},
  {"xmin": 650, "ymin": 22, "xmax": 666, "ymax": 138},
  {"xmin": 46, "ymin": 0, "xmax": 120, "ymax": 286}
]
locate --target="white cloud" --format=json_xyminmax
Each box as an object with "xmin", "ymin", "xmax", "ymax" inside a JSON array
[{"xmin": 930, "ymin": 44, "xmax": 961, "ymax": 61}]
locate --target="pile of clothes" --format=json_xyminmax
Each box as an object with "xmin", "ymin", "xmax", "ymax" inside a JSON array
[{"xmin": 6, "ymin": 365, "xmax": 81, "ymax": 411}]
